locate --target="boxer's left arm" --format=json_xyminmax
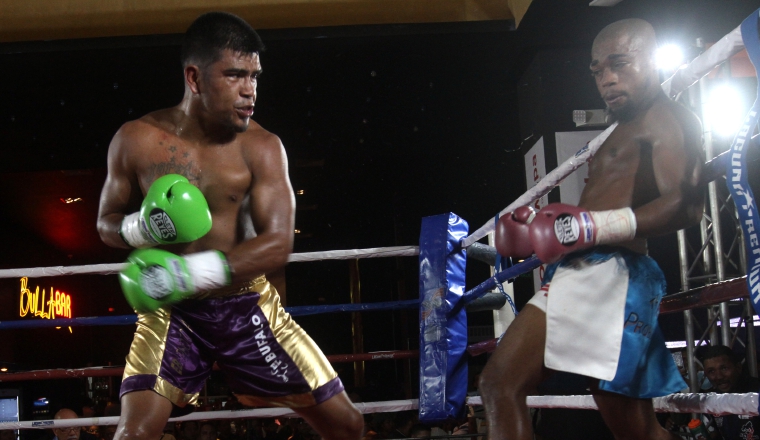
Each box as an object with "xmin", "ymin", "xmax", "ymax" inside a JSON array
[
  {"xmin": 225, "ymin": 131, "xmax": 295, "ymax": 282},
  {"xmin": 632, "ymin": 106, "xmax": 704, "ymax": 237}
]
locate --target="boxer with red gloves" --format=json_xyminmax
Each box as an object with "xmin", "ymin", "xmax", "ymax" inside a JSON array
[
  {"xmin": 530, "ymin": 204, "xmax": 636, "ymax": 263},
  {"xmin": 497, "ymin": 203, "xmax": 637, "ymax": 263},
  {"xmin": 480, "ymin": 18, "xmax": 706, "ymax": 440}
]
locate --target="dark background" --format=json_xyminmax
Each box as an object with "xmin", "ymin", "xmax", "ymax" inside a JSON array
[{"xmin": 0, "ymin": 0, "xmax": 759, "ymax": 418}]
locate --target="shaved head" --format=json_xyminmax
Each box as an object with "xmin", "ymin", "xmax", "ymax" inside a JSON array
[
  {"xmin": 592, "ymin": 19, "xmax": 657, "ymax": 65},
  {"xmin": 589, "ymin": 18, "xmax": 661, "ymax": 120}
]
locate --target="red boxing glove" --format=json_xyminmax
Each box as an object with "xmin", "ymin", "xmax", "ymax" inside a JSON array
[
  {"xmin": 530, "ymin": 203, "xmax": 637, "ymax": 264},
  {"xmin": 495, "ymin": 206, "xmax": 536, "ymax": 259}
]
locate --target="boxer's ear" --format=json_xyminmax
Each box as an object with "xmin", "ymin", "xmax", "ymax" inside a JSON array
[{"xmin": 185, "ymin": 65, "xmax": 201, "ymax": 94}]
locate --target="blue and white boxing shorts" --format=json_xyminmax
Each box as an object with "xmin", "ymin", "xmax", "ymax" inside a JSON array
[{"xmin": 527, "ymin": 246, "xmax": 686, "ymax": 398}]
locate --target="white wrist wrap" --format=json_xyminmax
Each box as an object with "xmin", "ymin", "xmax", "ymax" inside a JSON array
[
  {"xmin": 590, "ymin": 208, "xmax": 637, "ymax": 245},
  {"xmin": 120, "ymin": 212, "xmax": 158, "ymax": 248},
  {"xmin": 185, "ymin": 251, "xmax": 231, "ymax": 292}
]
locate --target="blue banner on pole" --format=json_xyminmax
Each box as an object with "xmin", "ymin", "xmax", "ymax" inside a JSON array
[
  {"xmin": 728, "ymin": 8, "xmax": 760, "ymax": 413},
  {"xmin": 731, "ymin": 10, "xmax": 760, "ymax": 310},
  {"xmin": 418, "ymin": 213, "xmax": 468, "ymax": 422}
]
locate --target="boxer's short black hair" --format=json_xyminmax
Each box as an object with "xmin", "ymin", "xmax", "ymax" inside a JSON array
[{"xmin": 181, "ymin": 12, "xmax": 265, "ymax": 69}]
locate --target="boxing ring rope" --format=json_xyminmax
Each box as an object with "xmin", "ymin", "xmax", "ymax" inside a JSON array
[
  {"xmin": 0, "ymin": 13, "xmax": 757, "ymax": 432},
  {"xmin": 0, "ymin": 246, "xmax": 420, "ymax": 279},
  {"xmin": 2, "ymin": 393, "xmax": 757, "ymax": 431}
]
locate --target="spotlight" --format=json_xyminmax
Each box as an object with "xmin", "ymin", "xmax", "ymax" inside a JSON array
[
  {"xmin": 708, "ymin": 84, "xmax": 745, "ymax": 137},
  {"xmin": 655, "ymin": 44, "xmax": 684, "ymax": 71}
]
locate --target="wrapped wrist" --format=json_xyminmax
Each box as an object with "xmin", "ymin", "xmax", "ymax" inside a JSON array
[
  {"xmin": 590, "ymin": 208, "xmax": 637, "ymax": 244},
  {"xmin": 185, "ymin": 251, "xmax": 232, "ymax": 292},
  {"xmin": 120, "ymin": 212, "xmax": 159, "ymax": 248}
]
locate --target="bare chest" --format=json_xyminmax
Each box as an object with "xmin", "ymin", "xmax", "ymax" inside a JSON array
[
  {"xmin": 580, "ymin": 123, "xmax": 654, "ymax": 209},
  {"xmin": 588, "ymin": 126, "xmax": 642, "ymax": 177},
  {"xmin": 134, "ymin": 135, "xmax": 252, "ymax": 208}
]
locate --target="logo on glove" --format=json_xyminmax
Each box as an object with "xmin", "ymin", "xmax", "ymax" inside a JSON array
[
  {"xmin": 149, "ymin": 209, "xmax": 177, "ymax": 241},
  {"xmin": 139, "ymin": 266, "xmax": 173, "ymax": 299},
  {"xmin": 554, "ymin": 214, "xmax": 580, "ymax": 245}
]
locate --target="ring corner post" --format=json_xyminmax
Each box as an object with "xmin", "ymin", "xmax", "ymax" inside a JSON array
[{"xmin": 418, "ymin": 212, "xmax": 469, "ymax": 423}]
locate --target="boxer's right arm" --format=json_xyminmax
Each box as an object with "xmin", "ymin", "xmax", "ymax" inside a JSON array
[{"xmin": 97, "ymin": 126, "xmax": 142, "ymax": 249}]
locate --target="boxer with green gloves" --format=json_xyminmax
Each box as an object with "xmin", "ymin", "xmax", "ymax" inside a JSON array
[
  {"xmin": 119, "ymin": 248, "xmax": 231, "ymax": 312},
  {"xmin": 119, "ymin": 174, "xmax": 212, "ymax": 248},
  {"xmin": 96, "ymin": 12, "xmax": 362, "ymax": 440}
]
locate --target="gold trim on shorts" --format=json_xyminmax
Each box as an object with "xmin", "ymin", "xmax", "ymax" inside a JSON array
[
  {"xmin": 123, "ymin": 275, "xmax": 337, "ymax": 408},
  {"xmin": 237, "ymin": 278, "xmax": 339, "ymax": 406}
]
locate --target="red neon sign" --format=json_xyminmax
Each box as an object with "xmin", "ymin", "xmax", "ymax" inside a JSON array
[{"xmin": 19, "ymin": 277, "xmax": 72, "ymax": 319}]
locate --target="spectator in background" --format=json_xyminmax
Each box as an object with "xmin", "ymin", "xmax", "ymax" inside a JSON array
[
  {"xmin": 391, "ymin": 411, "xmax": 417, "ymax": 439},
  {"xmin": 52, "ymin": 409, "xmax": 81, "ymax": 440},
  {"xmin": 180, "ymin": 422, "xmax": 200, "ymax": 440},
  {"xmin": 200, "ymin": 423, "xmax": 217, "ymax": 440},
  {"xmin": 701, "ymin": 345, "xmax": 760, "ymax": 439},
  {"xmin": 82, "ymin": 426, "xmax": 99, "ymax": 440},
  {"xmin": 408, "ymin": 425, "xmax": 430, "ymax": 439}
]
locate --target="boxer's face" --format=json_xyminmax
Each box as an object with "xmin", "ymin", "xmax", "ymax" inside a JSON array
[
  {"xmin": 197, "ymin": 49, "xmax": 261, "ymax": 133},
  {"xmin": 590, "ymin": 33, "xmax": 656, "ymax": 120}
]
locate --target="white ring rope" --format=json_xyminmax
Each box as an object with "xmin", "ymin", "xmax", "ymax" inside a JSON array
[
  {"xmin": 2, "ymin": 394, "xmax": 755, "ymax": 430},
  {"xmin": 0, "ymin": 246, "xmax": 420, "ymax": 279},
  {"xmin": 0, "ymin": 400, "xmax": 418, "ymax": 430},
  {"xmin": 461, "ymin": 23, "xmax": 750, "ymax": 249}
]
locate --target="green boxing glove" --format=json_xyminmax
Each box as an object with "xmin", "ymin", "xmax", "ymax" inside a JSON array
[
  {"xmin": 120, "ymin": 174, "xmax": 212, "ymax": 248},
  {"xmin": 119, "ymin": 248, "xmax": 231, "ymax": 313}
]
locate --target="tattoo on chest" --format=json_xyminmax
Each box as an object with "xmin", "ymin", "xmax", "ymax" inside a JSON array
[{"xmin": 147, "ymin": 145, "xmax": 200, "ymax": 184}]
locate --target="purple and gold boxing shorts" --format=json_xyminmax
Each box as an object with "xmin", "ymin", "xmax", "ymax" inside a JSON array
[{"xmin": 120, "ymin": 275, "xmax": 344, "ymax": 408}]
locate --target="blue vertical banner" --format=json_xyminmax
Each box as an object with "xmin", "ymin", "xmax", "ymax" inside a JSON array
[
  {"xmin": 730, "ymin": 9, "xmax": 760, "ymax": 412},
  {"xmin": 731, "ymin": 10, "xmax": 760, "ymax": 309},
  {"xmin": 418, "ymin": 213, "xmax": 469, "ymax": 422}
]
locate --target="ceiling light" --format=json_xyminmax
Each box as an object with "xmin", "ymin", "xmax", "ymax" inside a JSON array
[
  {"xmin": 296, "ymin": 190, "xmax": 305, "ymax": 195},
  {"xmin": 0, "ymin": 368, "xmax": 7, "ymax": 372},
  {"xmin": 60, "ymin": 198, "xmax": 83, "ymax": 204},
  {"xmin": 708, "ymin": 84, "xmax": 745, "ymax": 137},
  {"xmin": 655, "ymin": 44, "xmax": 684, "ymax": 71}
]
